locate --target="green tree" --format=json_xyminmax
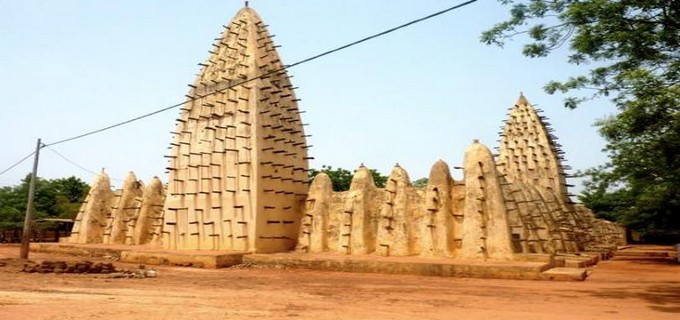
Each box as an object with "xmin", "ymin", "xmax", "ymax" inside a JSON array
[
  {"xmin": 412, "ymin": 178, "xmax": 429, "ymax": 189},
  {"xmin": 0, "ymin": 187, "xmax": 24, "ymax": 230},
  {"xmin": 484, "ymin": 0, "xmax": 679, "ymax": 240},
  {"xmin": 370, "ymin": 169, "xmax": 388, "ymax": 189},
  {"xmin": 309, "ymin": 166, "xmax": 387, "ymax": 191},
  {"xmin": 0, "ymin": 175, "xmax": 89, "ymax": 233}
]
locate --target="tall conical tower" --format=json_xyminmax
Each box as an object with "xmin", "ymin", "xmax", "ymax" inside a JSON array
[
  {"xmin": 162, "ymin": 6, "xmax": 309, "ymax": 252},
  {"xmin": 497, "ymin": 94, "xmax": 569, "ymax": 199},
  {"xmin": 498, "ymin": 94, "xmax": 583, "ymax": 252}
]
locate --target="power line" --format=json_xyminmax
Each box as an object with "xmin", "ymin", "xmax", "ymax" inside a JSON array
[
  {"xmin": 3, "ymin": 1, "xmax": 479, "ymax": 177},
  {"xmin": 44, "ymin": 145, "xmax": 100, "ymax": 177},
  {"xmin": 0, "ymin": 151, "xmax": 36, "ymax": 177},
  {"xmin": 43, "ymin": 0, "xmax": 478, "ymax": 148},
  {"xmin": 284, "ymin": 0, "xmax": 478, "ymax": 69},
  {"xmin": 44, "ymin": 67, "xmax": 280, "ymax": 147},
  {"xmin": 43, "ymin": 145, "xmax": 123, "ymax": 182},
  {"xmin": 0, "ymin": 145, "xmax": 125, "ymax": 182}
]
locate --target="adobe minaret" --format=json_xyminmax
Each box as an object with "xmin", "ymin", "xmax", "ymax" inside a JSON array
[
  {"xmin": 162, "ymin": 6, "xmax": 309, "ymax": 252},
  {"xmin": 497, "ymin": 94, "xmax": 582, "ymax": 252},
  {"xmin": 497, "ymin": 94, "xmax": 569, "ymax": 199}
]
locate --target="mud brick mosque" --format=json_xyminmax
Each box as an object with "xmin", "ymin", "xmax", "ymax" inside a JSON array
[{"xmin": 67, "ymin": 6, "xmax": 625, "ymax": 263}]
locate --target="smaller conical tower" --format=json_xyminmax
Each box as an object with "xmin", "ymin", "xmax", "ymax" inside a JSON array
[
  {"xmin": 460, "ymin": 141, "xmax": 514, "ymax": 260},
  {"xmin": 70, "ymin": 170, "xmax": 114, "ymax": 244},
  {"xmin": 103, "ymin": 172, "xmax": 144, "ymax": 244}
]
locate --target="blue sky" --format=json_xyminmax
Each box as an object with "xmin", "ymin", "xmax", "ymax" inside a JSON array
[{"xmin": 0, "ymin": 0, "xmax": 616, "ymax": 194}]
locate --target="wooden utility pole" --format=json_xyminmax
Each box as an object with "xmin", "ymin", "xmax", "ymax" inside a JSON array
[{"xmin": 20, "ymin": 138, "xmax": 42, "ymax": 259}]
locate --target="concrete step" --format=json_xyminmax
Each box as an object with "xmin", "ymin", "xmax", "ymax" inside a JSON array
[
  {"xmin": 242, "ymin": 252, "xmax": 578, "ymax": 281},
  {"xmin": 541, "ymin": 267, "xmax": 587, "ymax": 281}
]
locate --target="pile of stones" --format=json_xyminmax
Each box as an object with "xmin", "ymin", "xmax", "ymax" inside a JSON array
[
  {"xmin": 21, "ymin": 260, "xmax": 158, "ymax": 278},
  {"xmin": 22, "ymin": 260, "xmax": 115, "ymax": 274},
  {"xmin": 109, "ymin": 265, "xmax": 158, "ymax": 279}
]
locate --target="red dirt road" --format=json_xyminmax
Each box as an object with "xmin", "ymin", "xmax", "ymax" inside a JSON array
[{"xmin": 0, "ymin": 245, "xmax": 678, "ymax": 320}]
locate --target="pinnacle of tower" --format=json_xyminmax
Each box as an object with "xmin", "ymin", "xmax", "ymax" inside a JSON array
[
  {"xmin": 162, "ymin": 6, "xmax": 309, "ymax": 252},
  {"xmin": 185, "ymin": 6, "xmax": 289, "ymax": 95},
  {"xmin": 497, "ymin": 95, "xmax": 570, "ymax": 200},
  {"xmin": 516, "ymin": 92, "xmax": 529, "ymax": 106}
]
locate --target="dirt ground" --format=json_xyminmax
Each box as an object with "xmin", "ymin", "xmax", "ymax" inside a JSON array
[{"xmin": 0, "ymin": 245, "xmax": 678, "ymax": 320}]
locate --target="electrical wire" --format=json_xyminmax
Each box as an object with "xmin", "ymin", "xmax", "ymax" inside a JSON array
[
  {"xmin": 43, "ymin": 0, "xmax": 478, "ymax": 148},
  {"xmin": 284, "ymin": 0, "xmax": 478, "ymax": 69},
  {"xmin": 0, "ymin": 151, "xmax": 36, "ymax": 176},
  {"xmin": 43, "ymin": 145, "xmax": 123, "ymax": 182},
  {"xmin": 44, "ymin": 145, "xmax": 100, "ymax": 177},
  {"xmin": 0, "ymin": 0, "xmax": 478, "ymax": 178}
]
